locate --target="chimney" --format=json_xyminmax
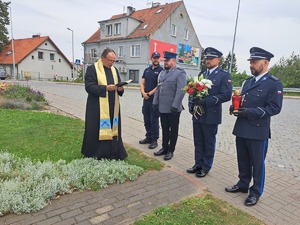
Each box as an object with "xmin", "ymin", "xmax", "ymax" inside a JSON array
[
  {"xmin": 32, "ymin": 34, "xmax": 41, "ymax": 38},
  {"xmin": 127, "ymin": 6, "xmax": 135, "ymax": 15},
  {"xmin": 152, "ymin": 2, "xmax": 161, "ymax": 8}
]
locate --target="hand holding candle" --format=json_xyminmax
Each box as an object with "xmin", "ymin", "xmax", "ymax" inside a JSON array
[{"xmin": 232, "ymin": 89, "xmax": 242, "ymax": 112}]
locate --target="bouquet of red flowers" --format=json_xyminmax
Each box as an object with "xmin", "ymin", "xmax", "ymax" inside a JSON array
[{"xmin": 182, "ymin": 74, "xmax": 213, "ymax": 118}]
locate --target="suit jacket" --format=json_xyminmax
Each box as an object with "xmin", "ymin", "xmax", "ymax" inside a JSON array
[
  {"xmin": 190, "ymin": 67, "xmax": 232, "ymax": 124},
  {"xmin": 232, "ymin": 73, "xmax": 283, "ymax": 140},
  {"xmin": 153, "ymin": 67, "xmax": 186, "ymax": 113}
]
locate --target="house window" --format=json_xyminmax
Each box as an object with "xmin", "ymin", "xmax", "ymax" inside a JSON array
[
  {"xmin": 114, "ymin": 23, "xmax": 121, "ymax": 35},
  {"xmin": 59, "ymin": 59, "xmax": 61, "ymax": 63},
  {"xmin": 50, "ymin": 53, "xmax": 55, "ymax": 61},
  {"xmin": 171, "ymin": 24, "xmax": 177, "ymax": 37},
  {"xmin": 90, "ymin": 49, "xmax": 97, "ymax": 58},
  {"xmin": 38, "ymin": 51, "xmax": 44, "ymax": 60},
  {"xmin": 31, "ymin": 55, "xmax": 34, "ymax": 60},
  {"xmin": 131, "ymin": 45, "xmax": 141, "ymax": 57},
  {"xmin": 118, "ymin": 46, "xmax": 124, "ymax": 57},
  {"xmin": 129, "ymin": 70, "xmax": 139, "ymax": 83},
  {"xmin": 184, "ymin": 28, "xmax": 189, "ymax": 40},
  {"xmin": 106, "ymin": 24, "xmax": 112, "ymax": 36}
]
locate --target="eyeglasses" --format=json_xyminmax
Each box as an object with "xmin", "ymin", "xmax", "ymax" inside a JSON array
[
  {"xmin": 105, "ymin": 58, "xmax": 116, "ymax": 63},
  {"xmin": 152, "ymin": 57, "xmax": 160, "ymax": 60}
]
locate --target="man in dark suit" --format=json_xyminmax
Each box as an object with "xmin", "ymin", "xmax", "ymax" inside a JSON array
[
  {"xmin": 225, "ymin": 47, "xmax": 283, "ymax": 206},
  {"xmin": 153, "ymin": 51, "xmax": 186, "ymax": 160},
  {"xmin": 186, "ymin": 47, "xmax": 232, "ymax": 178}
]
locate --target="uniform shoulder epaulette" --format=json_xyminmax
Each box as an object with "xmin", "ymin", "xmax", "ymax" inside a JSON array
[{"xmin": 270, "ymin": 75, "xmax": 279, "ymax": 81}]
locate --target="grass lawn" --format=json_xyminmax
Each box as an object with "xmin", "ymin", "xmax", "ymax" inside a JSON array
[
  {"xmin": 0, "ymin": 109, "xmax": 163, "ymax": 171},
  {"xmin": 135, "ymin": 194, "xmax": 264, "ymax": 225}
]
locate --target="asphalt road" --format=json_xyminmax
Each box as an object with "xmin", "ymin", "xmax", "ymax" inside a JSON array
[{"xmin": 16, "ymin": 80, "xmax": 300, "ymax": 179}]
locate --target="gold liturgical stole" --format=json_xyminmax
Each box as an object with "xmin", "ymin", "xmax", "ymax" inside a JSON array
[{"xmin": 94, "ymin": 59, "xmax": 119, "ymax": 140}]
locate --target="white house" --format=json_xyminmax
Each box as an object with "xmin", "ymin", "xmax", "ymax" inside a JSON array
[{"xmin": 0, "ymin": 35, "xmax": 73, "ymax": 81}]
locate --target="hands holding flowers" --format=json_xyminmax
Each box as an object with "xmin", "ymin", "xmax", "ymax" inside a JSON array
[{"xmin": 183, "ymin": 74, "xmax": 213, "ymax": 119}]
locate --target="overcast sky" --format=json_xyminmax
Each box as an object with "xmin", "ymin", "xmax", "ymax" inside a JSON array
[{"xmin": 7, "ymin": 0, "xmax": 300, "ymax": 73}]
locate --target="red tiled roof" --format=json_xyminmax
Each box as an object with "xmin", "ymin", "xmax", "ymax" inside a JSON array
[
  {"xmin": 0, "ymin": 36, "xmax": 72, "ymax": 66},
  {"xmin": 83, "ymin": 1, "xmax": 182, "ymax": 44},
  {"xmin": 83, "ymin": 28, "xmax": 100, "ymax": 44}
]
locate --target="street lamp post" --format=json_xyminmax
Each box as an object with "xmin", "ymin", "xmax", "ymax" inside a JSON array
[
  {"xmin": 67, "ymin": 27, "xmax": 75, "ymax": 79},
  {"xmin": 229, "ymin": 0, "xmax": 241, "ymax": 74},
  {"xmin": 8, "ymin": 5, "xmax": 16, "ymax": 80}
]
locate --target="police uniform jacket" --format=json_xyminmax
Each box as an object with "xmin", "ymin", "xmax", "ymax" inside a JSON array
[
  {"xmin": 232, "ymin": 73, "xmax": 283, "ymax": 140},
  {"xmin": 192, "ymin": 68, "xmax": 232, "ymax": 124},
  {"xmin": 142, "ymin": 65, "xmax": 163, "ymax": 100},
  {"xmin": 153, "ymin": 67, "xmax": 186, "ymax": 113}
]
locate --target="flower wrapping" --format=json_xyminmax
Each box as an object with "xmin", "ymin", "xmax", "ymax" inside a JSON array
[{"xmin": 182, "ymin": 74, "xmax": 213, "ymax": 118}]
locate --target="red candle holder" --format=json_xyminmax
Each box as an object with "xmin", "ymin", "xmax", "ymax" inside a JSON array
[{"xmin": 232, "ymin": 89, "xmax": 242, "ymax": 112}]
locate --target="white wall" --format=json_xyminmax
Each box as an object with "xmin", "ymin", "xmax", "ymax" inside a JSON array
[{"xmin": 18, "ymin": 40, "xmax": 72, "ymax": 80}]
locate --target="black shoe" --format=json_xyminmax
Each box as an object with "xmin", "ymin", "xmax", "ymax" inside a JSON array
[
  {"xmin": 186, "ymin": 165, "xmax": 202, "ymax": 174},
  {"xmin": 244, "ymin": 195, "xmax": 259, "ymax": 206},
  {"xmin": 139, "ymin": 138, "xmax": 152, "ymax": 144},
  {"xmin": 148, "ymin": 140, "xmax": 158, "ymax": 149},
  {"xmin": 225, "ymin": 185, "xmax": 248, "ymax": 193},
  {"xmin": 164, "ymin": 152, "xmax": 173, "ymax": 160},
  {"xmin": 154, "ymin": 148, "xmax": 167, "ymax": 156},
  {"xmin": 195, "ymin": 170, "xmax": 208, "ymax": 178}
]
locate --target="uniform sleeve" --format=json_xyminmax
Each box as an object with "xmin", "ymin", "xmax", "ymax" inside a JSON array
[
  {"xmin": 204, "ymin": 72, "xmax": 232, "ymax": 107},
  {"xmin": 246, "ymin": 80, "xmax": 283, "ymax": 119},
  {"xmin": 85, "ymin": 65, "xmax": 107, "ymax": 97},
  {"xmin": 172, "ymin": 69, "xmax": 187, "ymax": 109}
]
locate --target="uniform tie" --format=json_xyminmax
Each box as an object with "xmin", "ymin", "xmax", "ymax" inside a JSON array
[{"xmin": 206, "ymin": 70, "xmax": 210, "ymax": 78}]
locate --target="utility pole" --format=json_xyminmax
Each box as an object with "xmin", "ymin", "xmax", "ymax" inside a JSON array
[
  {"xmin": 8, "ymin": 5, "xmax": 16, "ymax": 80},
  {"xmin": 67, "ymin": 27, "xmax": 75, "ymax": 80},
  {"xmin": 229, "ymin": 0, "xmax": 241, "ymax": 74}
]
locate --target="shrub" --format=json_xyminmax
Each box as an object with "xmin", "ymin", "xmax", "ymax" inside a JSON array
[
  {"xmin": 0, "ymin": 152, "xmax": 144, "ymax": 216},
  {"xmin": 0, "ymin": 83, "xmax": 47, "ymax": 110}
]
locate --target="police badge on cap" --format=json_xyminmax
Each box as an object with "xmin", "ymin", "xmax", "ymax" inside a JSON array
[
  {"xmin": 203, "ymin": 47, "xmax": 223, "ymax": 59},
  {"xmin": 248, "ymin": 47, "xmax": 274, "ymax": 61}
]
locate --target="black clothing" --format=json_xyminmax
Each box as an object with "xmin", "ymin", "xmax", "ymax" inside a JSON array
[
  {"xmin": 81, "ymin": 65, "xmax": 127, "ymax": 160},
  {"xmin": 160, "ymin": 112, "xmax": 180, "ymax": 153}
]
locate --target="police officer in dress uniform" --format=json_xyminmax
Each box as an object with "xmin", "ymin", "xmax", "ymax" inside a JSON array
[
  {"xmin": 139, "ymin": 52, "xmax": 163, "ymax": 149},
  {"xmin": 186, "ymin": 47, "xmax": 232, "ymax": 178},
  {"xmin": 152, "ymin": 51, "xmax": 186, "ymax": 160},
  {"xmin": 225, "ymin": 47, "xmax": 283, "ymax": 206}
]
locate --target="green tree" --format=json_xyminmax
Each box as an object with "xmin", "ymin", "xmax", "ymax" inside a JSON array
[
  {"xmin": 0, "ymin": 1, "xmax": 10, "ymax": 52},
  {"xmin": 231, "ymin": 71, "xmax": 250, "ymax": 87},
  {"xmin": 270, "ymin": 52, "xmax": 300, "ymax": 88},
  {"xmin": 220, "ymin": 52, "xmax": 237, "ymax": 73}
]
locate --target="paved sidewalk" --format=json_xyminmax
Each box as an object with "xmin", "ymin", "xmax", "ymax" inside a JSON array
[{"xmin": 1, "ymin": 91, "xmax": 300, "ymax": 225}]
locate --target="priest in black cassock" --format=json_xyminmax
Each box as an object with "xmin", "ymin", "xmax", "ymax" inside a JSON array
[{"xmin": 81, "ymin": 48, "xmax": 127, "ymax": 160}]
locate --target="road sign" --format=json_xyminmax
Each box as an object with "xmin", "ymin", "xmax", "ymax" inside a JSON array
[{"xmin": 75, "ymin": 59, "xmax": 80, "ymax": 65}]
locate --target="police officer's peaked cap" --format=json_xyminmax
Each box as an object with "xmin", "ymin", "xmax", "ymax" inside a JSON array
[
  {"xmin": 248, "ymin": 47, "xmax": 274, "ymax": 61},
  {"xmin": 204, "ymin": 47, "xmax": 223, "ymax": 59},
  {"xmin": 163, "ymin": 51, "xmax": 177, "ymax": 59},
  {"xmin": 152, "ymin": 51, "xmax": 160, "ymax": 58}
]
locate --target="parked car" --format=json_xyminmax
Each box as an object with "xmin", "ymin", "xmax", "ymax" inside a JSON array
[{"xmin": 0, "ymin": 68, "xmax": 7, "ymax": 80}]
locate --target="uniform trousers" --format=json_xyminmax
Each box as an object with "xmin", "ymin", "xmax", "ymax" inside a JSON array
[
  {"xmin": 142, "ymin": 99, "xmax": 159, "ymax": 141},
  {"xmin": 160, "ymin": 112, "xmax": 180, "ymax": 152},
  {"xmin": 236, "ymin": 137, "xmax": 268, "ymax": 197},
  {"xmin": 193, "ymin": 122, "xmax": 218, "ymax": 172}
]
